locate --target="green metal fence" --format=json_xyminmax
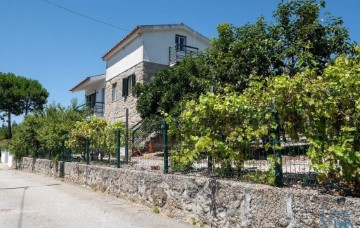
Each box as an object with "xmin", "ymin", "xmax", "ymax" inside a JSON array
[
  {"xmin": 53, "ymin": 114, "xmax": 357, "ymax": 195},
  {"xmin": 166, "ymin": 127, "xmax": 316, "ymax": 187},
  {"xmin": 53, "ymin": 118, "xmax": 316, "ymax": 187}
]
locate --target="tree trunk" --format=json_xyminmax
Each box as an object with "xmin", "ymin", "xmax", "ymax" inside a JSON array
[{"xmin": 7, "ymin": 111, "xmax": 12, "ymax": 139}]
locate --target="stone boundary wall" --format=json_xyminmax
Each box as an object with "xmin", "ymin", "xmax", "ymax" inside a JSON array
[
  {"xmin": 19, "ymin": 157, "xmax": 360, "ymax": 228},
  {"xmin": 20, "ymin": 157, "xmax": 59, "ymax": 177}
]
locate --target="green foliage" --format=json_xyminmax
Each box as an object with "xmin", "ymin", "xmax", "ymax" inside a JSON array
[
  {"xmin": 273, "ymin": 0, "xmax": 353, "ymax": 75},
  {"xmin": 7, "ymin": 114, "xmax": 42, "ymax": 159},
  {"xmin": 135, "ymin": 56, "xmax": 210, "ymax": 121},
  {"xmin": 208, "ymin": 20, "xmax": 279, "ymax": 91},
  {"xmin": 173, "ymin": 48, "xmax": 360, "ymax": 186},
  {"xmin": 169, "ymin": 89, "xmax": 272, "ymax": 173},
  {"xmin": 136, "ymin": 0, "xmax": 353, "ymax": 122},
  {"xmin": 66, "ymin": 115, "xmax": 108, "ymax": 151},
  {"xmin": 66, "ymin": 115, "xmax": 125, "ymax": 157},
  {"xmin": 191, "ymin": 217, "xmax": 196, "ymax": 225},
  {"xmin": 37, "ymin": 101, "xmax": 87, "ymax": 160},
  {"xmin": 0, "ymin": 124, "xmax": 8, "ymax": 141},
  {"xmin": 153, "ymin": 206, "xmax": 160, "ymax": 214},
  {"xmin": 208, "ymin": 0, "xmax": 353, "ymax": 92},
  {"xmin": 0, "ymin": 72, "xmax": 49, "ymax": 138},
  {"xmin": 103, "ymin": 120, "xmax": 126, "ymax": 156},
  {"xmin": 7, "ymin": 101, "xmax": 87, "ymax": 160},
  {"xmin": 261, "ymin": 48, "xmax": 360, "ymax": 185},
  {"xmin": 243, "ymin": 156, "xmax": 278, "ymax": 186}
]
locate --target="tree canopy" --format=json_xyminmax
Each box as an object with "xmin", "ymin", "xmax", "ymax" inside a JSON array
[
  {"xmin": 0, "ymin": 72, "xmax": 49, "ymax": 138},
  {"xmin": 135, "ymin": 56, "xmax": 211, "ymax": 120},
  {"xmin": 173, "ymin": 47, "xmax": 360, "ymax": 186},
  {"xmin": 136, "ymin": 0, "xmax": 354, "ymax": 121},
  {"xmin": 7, "ymin": 101, "xmax": 87, "ymax": 160}
]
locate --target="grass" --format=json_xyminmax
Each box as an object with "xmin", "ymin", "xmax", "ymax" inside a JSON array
[
  {"xmin": 191, "ymin": 217, "xmax": 196, "ymax": 225},
  {"xmin": 153, "ymin": 206, "xmax": 160, "ymax": 214}
]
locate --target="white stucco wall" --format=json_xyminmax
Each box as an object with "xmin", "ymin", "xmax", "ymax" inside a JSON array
[
  {"xmin": 106, "ymin": 36, "xmax": 144, "ymax": 81},
  {"xmin": 8, "ymin": 153, "xmax": 13, "ymax": 167},
  {"xmin": 104, "ymin": 27, "xmax": 210, "ymax": 82},
  {"xmin": 1, "ymin": 150, "xmax": 7, "ymax": 163},
  {"xmin": 1, "ymin": 150, "xmax": 13, "ymax": 167},
  {"xmin": 143, "ymin": 29, "xmax": 209, "ymax": 65}
]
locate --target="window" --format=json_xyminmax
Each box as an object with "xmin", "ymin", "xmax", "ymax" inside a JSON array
[
  {"xmin": 122, "ymin": 74, "xmax": 136, "ymax": 97},
  {"xmin": 112, "ymin": 83, "xmax": 117, "ymax": 101},
  {"xmin": 175, "ymin": 35, "xmax": 186, "ymax": 51}
]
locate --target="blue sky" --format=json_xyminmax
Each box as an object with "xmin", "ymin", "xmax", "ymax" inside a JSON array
[{"xmin": 1, "ymin": 0, "xmax": 360, "ymax": 122}]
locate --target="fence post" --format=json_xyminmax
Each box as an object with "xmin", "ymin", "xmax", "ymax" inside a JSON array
[
  {"xmin": 86, "ymin": 139, "xmax": 90, "ymax": 165},
  {"xmin": 68, "ymin": 148, "xmax": 72, "ymax": 161},
  {"xmin": 116, "ymin": 128, "xmax": 121, "ymax": 168},
  {"xmin": 208, "ymin": 153, "xmax": 213, "ymax": 172},
  {"xmin": 270, "ymin": 100, "xmax": 283, "ymax": 186},
  {"xmin": 60, "ymin": 144, "xmax": 65, "ymax": 178},
  {"xmin": 163, "ymin": 119, "xmax": 168, "ymax": 174},
  {"xmin": 125, "ymin": 108, "xmax": 129, "ymax": 163}
]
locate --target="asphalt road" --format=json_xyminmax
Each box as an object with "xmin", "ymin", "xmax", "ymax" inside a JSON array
[{"xmin": 0, "ymin": 163, "xmax": 191, "ymax": 228}]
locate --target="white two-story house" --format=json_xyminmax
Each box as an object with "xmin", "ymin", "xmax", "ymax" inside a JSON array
[{"xmin": 71, "ymin": 23, "xmax": 210, "ymax": 126}]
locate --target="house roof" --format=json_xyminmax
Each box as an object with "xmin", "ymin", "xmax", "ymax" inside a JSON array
[
  {"xmin": 102, "ymin": 23, "xmax": 210, "ymax": 61},
  {"xmin": 70, "ymin": 74, "xmax": 105, "ymax": 92}
]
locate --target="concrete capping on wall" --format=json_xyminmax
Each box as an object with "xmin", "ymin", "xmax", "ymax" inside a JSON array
[{"xmin": 19, "ymin": 157, "xmax": 360, "ymax": 227}]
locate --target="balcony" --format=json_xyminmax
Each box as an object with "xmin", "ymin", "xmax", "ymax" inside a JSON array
[
  {"xmin": 81, "ymin": 102, "xmax": 105, "ymax": 117},
  {"xmin": 169, "ymin": 44, "xmax": 199, "ymax": 66}
]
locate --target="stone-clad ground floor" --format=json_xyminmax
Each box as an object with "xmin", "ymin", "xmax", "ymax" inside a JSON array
[{"xmin": 104, "ymin": 61, "xmax": 168, "ymax": 127}]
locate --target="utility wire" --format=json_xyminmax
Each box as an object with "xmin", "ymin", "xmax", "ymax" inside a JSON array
[{"xmin": 40, "ymin": 0, "xmax": 130, "ymax": 32}]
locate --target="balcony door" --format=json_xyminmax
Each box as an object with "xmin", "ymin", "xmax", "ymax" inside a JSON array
[
  {"xmin": 175, "ymin": 35, "xmax": 186, "ymax": 52},
  {"xmin": 86, "ymin": 92, "xmax": 96, "ymax": 109}
]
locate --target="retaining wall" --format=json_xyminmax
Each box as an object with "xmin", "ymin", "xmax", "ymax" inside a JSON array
[{"xmin": 19, "ymin": 157, "xmax": 360, "ymax": 227}]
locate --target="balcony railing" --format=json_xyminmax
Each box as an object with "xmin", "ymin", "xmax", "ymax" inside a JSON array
[
  {"xmin": 82, "ymin": 102, "xmax": 105, "ymax": 117},
  {"xmin": 169, "ymin": 44, "xmax": 199, "ymax": 66}
]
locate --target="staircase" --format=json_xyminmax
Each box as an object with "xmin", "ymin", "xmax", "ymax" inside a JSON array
[{"xmin": 131, "ymin": 120, "xmax": 163, "ymax": 152}]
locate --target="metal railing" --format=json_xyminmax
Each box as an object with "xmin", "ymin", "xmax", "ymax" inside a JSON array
[
  {"xmin": 131, "ymin": 121, "xmax": 162, "ymax": 149},
  {"xmin": 169, "ymin": 44, "xmax": 199, "ymax": 65},
  {"xmin": 83, "ymin": 102, "xmax": 105, "ymax": 117}
]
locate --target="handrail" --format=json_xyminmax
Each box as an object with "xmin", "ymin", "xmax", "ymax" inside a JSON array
[
  {"xmin": 131, "ymin": 120, "xmax": 143, "ymax": 131},
  {"xmin": 77, "ymin": 102, "xmax": 105, "ymax": 117},
  {"xmin": 169, "ymin": 44, "xmax": 199, "ymax": 64}
]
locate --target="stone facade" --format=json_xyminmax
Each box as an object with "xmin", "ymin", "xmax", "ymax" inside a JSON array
[
  {"xmin": 104, "ymin": 61, "xmax": 168, "ymax": 127},
  {"xmin": 19, "ymin": 157, "xmax": 360, "ymax": 228}
]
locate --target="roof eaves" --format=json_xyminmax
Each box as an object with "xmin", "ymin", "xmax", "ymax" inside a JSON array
[
  {"xmin": 101, "ymin": 23, "xmax": 210, "ymax": 61},
  {"xmin": 69, "ymin": 77, "xmax": 90, "ymax": 92},
  {"xmin": 102, "ymin": 26, "xmax": 141, "ymax": 60},
  {"xmin": 69, "ymin": 74, "xmax": 105, "ymax": 92}
]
